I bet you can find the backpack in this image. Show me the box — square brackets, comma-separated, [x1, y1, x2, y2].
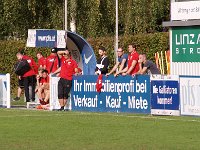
[14, 59, 31, 76]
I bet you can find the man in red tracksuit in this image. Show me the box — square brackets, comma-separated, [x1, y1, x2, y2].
[16, 51, 38, 102]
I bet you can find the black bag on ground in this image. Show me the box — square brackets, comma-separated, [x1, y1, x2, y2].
[14, 59, 31, 76]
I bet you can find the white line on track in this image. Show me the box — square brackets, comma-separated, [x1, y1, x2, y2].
[0, 110, 200, 123]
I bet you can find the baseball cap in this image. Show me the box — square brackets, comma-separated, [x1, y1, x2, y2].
[51, 48, 57, 53]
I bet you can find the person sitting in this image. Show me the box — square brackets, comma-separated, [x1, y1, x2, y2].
[138, 54, 160, 75]
[36, 69, 50, 105]
[106, 47, 128, 77]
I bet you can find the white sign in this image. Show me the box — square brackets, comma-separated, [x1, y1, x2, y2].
[26, 29, 36, 47]
[57, 30, 66, 48]
[180, 76, 200, 116]
[171, 1, 200, 20]
[0, 74, 10, 108]
[49, 76, 71, 110]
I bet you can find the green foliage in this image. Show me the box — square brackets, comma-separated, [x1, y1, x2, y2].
[0, 0, 170, 39]
[0, 40, 51, 93]
[88, 32, 169, 70]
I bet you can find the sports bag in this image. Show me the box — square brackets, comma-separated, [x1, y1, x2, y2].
[14, 59, 31, 76]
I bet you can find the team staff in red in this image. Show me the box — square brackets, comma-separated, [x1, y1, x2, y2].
[54, 49, 78, 111]
[36, 52, 46, 69]
[116, 44, 139, 76]
[16, 51, 38, 102]
[46, 48, 59, 74]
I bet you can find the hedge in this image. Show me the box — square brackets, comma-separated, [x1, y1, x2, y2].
[0, 32, 169, 94]
[88, 32, 169, 69]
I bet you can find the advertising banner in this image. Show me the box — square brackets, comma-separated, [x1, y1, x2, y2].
[26, 29, 66, 48]
[172, 27, 200, 62]
[151, 75, 180, 116]
[0, 74, 10, 108]
[26, 29, 36, 47]
[171, 1, 200, 21]
[71, 75, 151, 114]
[180, 76, 200, 116]
[57, 30, 67, 48]
[36, 30, 57, 48]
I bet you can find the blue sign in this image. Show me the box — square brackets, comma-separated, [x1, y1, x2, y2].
[71, 75, 151, 114]
[151, 80, 179, 110]
[36, 30, 57, 47]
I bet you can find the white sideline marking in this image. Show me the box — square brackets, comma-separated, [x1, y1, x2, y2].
[0, 111, 200, 123]
[78, 112, 200, 123]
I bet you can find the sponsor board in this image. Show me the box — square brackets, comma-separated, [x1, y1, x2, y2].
[172, 27, 200, 62]
[180, 76, 200, 116]
[151, 75, 180, 116]
[0, 74, 10, 108]
[71, 75, 150, 114]
[57, 30, 66, 48]
[26, 29, 36, 47]
[171, 1, 200, 21]
[26, 29, 66, 48]
[36, 30, 57, 48]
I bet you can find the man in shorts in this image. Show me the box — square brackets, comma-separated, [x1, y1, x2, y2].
[54, 49, 78, 111]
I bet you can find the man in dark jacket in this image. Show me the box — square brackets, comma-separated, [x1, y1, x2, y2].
[16, 51, 38, 102]
[95, 46, 109, 75]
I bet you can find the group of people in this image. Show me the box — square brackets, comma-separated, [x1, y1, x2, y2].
[14, 44, 160, 111]
[14, 48, 79, 111]
[95, 44, 160, 76]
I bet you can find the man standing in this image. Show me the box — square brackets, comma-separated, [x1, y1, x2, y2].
[54, 49, 78, 111]
[46, 48, 59, 74]
[116, 44, 139, 76]
[36, 52, 46, 69]
[95, 46, 109, 75]
[16, 51, 37, 102]
[138, 54, 160, 75]
[106, 47, 128, 77]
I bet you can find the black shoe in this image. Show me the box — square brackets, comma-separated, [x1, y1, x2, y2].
[13, 97, 20, 101]
[57, 107, 64, 111]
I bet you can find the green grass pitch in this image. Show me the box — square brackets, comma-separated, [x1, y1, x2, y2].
[0, 108, 200, 150]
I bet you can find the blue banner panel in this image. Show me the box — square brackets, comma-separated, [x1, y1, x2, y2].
[71, 75, 150, 114]
[36, 30, 57, 48]
[151, 80, 179, 110]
